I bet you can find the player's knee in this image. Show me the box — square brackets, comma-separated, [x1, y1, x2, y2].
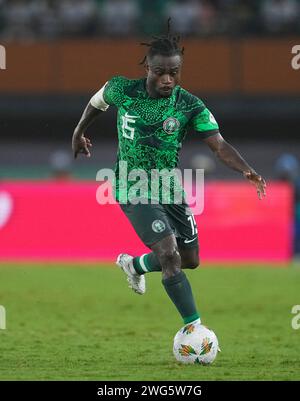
[186, 256, 200, 269]
[183, 255, 199, 269]
[188, 260, 199, 270]
[156, 248, 181, 277]
[159, 248, 181, 267]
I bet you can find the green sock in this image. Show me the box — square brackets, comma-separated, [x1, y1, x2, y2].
[162, 271, 200, 324]
[133, 253, 162, 274]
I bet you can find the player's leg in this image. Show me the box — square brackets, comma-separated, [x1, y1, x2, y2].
[178, 245, 199, 269]
[116, 201, 174, 294]
[151, 234, 201, 325]
[132, 246, 199, 274]
[132, 201, 200, 273]
[116, 201, 200, 324]
[167, 200, 200, 270]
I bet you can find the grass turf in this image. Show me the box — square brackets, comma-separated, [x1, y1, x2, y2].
[0, 263, 300, 381]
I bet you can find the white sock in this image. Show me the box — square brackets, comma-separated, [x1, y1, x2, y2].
[187, 318, 201, 326]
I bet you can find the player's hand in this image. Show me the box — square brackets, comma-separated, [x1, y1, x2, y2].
[72, 135, 92, 159]
[243, 171, 266, 200]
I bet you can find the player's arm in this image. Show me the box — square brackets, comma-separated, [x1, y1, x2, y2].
[72, 83, 110, 159]
[203, 133, 266, 200]
[191, 107, 266, 199]
[72, 103, 101, 158]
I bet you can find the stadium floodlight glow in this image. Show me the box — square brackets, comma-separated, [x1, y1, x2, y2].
[0, 45, 6, 70]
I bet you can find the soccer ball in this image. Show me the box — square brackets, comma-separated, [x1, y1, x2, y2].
[173, 323, 219, 365]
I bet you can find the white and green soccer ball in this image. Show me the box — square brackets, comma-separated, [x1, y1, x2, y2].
[173, 323, 219, 365]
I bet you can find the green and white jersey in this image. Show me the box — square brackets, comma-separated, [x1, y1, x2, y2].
[91, 76, 219, 203]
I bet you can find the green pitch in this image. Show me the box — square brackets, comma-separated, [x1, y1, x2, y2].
[0, 263, 300, 381]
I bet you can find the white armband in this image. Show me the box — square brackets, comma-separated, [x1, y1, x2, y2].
[90, 82, 109, 111]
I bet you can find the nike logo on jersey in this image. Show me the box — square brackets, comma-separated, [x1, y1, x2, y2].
[184, 237, 197, 244]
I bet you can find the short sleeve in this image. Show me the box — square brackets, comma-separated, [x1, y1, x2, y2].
[190, 107, 220, 139]
[103, 76, 127, 107]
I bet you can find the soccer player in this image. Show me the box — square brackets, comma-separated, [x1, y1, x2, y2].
[72, 26, 266, 328]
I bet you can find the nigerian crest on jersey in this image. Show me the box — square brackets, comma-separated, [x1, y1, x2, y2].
[163, 117, 180, 134]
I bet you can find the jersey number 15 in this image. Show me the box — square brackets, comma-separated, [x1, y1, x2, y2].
[121, 112, 138, 140]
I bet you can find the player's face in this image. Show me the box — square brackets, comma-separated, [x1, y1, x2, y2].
[146, 54, 182, 98]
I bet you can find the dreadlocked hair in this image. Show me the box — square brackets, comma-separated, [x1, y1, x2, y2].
[139, 18, 184, 65]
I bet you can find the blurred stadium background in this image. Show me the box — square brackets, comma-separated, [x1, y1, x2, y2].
[1, 0, 300, 262]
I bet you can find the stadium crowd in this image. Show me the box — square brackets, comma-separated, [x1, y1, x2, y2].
[0, 0, 299, 40]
